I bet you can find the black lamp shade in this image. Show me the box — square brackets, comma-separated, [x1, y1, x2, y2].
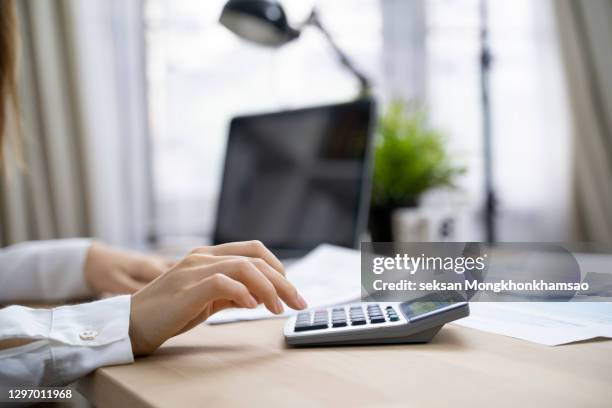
[220, 0, 300, 47]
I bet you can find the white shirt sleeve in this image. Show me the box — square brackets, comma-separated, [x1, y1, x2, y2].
[0, 239, 95, 302]
[0, 295, 134, 390]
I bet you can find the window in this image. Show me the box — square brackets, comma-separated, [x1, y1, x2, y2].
[426, 0, 571, 241]
[144, 0, 571, 244]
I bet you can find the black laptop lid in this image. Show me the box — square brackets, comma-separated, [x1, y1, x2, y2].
[213, 98, 375, 252]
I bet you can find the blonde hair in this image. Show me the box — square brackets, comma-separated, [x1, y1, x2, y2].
[0, 0, 20, 166]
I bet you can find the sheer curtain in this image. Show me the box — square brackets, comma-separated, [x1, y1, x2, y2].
[555, 0, 612, 242]
[0, 0, 89, 246]
[0, 0, 150, 249]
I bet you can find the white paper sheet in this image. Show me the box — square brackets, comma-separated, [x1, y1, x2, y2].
[207, 244, 361, 324]
[453, 302, 612, 345]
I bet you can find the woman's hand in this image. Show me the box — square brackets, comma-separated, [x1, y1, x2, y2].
[84, 242, 174, 295]
[128, 241, 307, 356]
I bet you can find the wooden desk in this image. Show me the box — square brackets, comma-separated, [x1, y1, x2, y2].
[78, 319, 612, 408]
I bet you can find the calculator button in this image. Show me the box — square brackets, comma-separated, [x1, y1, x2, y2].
[370, 317, 386, 324]
[351, 320, 366, 326]
[332, 321, 347, 328]
[389, 315, 399, 322]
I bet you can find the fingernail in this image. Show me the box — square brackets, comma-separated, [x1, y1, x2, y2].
[296, 294, 308, 309]
[274, 299, 284, 314]
[247, 296, 258, 308]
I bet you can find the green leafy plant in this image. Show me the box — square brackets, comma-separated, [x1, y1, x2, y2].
[372, 101, 464, 207]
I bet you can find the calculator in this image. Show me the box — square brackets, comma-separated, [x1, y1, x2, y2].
[284, 293, 469, 346]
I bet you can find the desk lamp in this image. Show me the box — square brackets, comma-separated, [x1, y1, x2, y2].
[219, 0, 371, 97]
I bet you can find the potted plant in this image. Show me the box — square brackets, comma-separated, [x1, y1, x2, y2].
[369, 101, 464, 241]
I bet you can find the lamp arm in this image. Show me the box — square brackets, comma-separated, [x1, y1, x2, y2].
[305, 9, 371, 96]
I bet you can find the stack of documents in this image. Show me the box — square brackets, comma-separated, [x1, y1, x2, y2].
[453, 302, 612, 346]
[207, 244, 361, 324]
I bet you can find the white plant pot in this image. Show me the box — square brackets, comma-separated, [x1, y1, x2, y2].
[392, 206, 458, 242]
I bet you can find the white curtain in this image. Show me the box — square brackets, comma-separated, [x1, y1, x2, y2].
[0, 0, 151, 249]
[555, 0, 612, 242]
[0, 0, 89, 245]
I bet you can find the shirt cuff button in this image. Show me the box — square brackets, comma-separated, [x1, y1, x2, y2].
[79, 330, 99, 341]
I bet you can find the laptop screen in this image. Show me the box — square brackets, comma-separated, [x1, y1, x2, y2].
[213, 99, 375, 251]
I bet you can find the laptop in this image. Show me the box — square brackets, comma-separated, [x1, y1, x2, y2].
[213, 98, 376, 259]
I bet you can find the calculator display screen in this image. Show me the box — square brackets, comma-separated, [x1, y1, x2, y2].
[401, 292, 464, 319]
[405, 301, 441, 317]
